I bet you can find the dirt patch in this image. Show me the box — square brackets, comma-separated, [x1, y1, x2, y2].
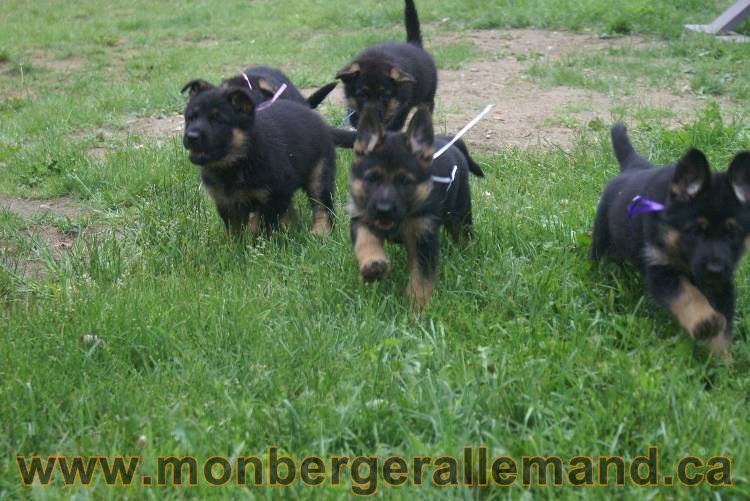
[30, 51, 85, 72]
[433, 28, 661, 60]
[0, 195, 85, 219]
[126, 115, 184, 139]
[434, 61, 720, 150]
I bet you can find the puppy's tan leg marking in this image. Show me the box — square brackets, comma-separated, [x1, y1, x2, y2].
[355, 225, 389, 282]
[307, 160, 332, 237]
[707, 332, 732, 361]
[311, 208, 331, 237]
[405, 264, 433, 308]
[279, 207, 300, 228]
[668, 278, 726, 340]
[404, 227, 434, 308]
[247, 213, 261, 235]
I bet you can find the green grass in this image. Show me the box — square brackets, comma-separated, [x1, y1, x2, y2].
[2, 0, 750, 498]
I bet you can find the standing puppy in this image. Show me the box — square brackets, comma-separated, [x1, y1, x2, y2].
[348, 106, 484, 307]
[220, 66, 337, 109]
[336, 0, 437, 131]
[181, 79, 336, 237]
[591, 123, 750, 357]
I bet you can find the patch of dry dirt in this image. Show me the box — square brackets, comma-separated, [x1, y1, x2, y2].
[0, 195, 85, 219]
[0, 195, 89, 278]
[30, 51, 85, 72]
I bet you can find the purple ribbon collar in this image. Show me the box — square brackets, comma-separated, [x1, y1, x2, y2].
[627, 196, 665, 220]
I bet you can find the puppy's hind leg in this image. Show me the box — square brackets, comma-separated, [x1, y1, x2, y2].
[306, 154, 336, 237]
[589, 201, 610, 260]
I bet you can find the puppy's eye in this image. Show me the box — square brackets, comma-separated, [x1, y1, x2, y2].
[725, 220, 740, 236]
[364, 171, 381, 183]
[394, 174, 413, 186]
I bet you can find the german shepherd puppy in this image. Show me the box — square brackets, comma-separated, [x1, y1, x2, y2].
[181, 79, 336, 237]
[591, 123, 750, 358]
[348, 105, 484, 307]
[336, 0, 437, 131]
[219, 66, 337, 109]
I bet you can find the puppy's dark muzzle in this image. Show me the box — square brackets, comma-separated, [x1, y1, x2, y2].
[184, 129, 210, 164]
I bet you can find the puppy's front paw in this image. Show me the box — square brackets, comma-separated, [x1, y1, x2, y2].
[360, 259, 389, 282]
[692, 313, 727, 341]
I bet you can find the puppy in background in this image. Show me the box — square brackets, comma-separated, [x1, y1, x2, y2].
[591, 123, 750, 358]
[348, 105, 484, 307]
[219, 66, 337, 109]
[336, 0, 437, 131]
[181, 79, 336, 237]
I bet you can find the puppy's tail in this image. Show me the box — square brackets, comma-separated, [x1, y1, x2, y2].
[405, 0, 423, 47]
[307, 82, 338, 109]
[330, 128, 356, 149]
[453, 138, 485, 178]
[611, 123, 645, 172]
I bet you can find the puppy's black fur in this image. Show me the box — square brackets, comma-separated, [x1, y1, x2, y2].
[336, 0, 437, 131]
[348, 105, 484, 307]
[591, 123, 750, 357]
[184, 66, 337, 110]
[181, 80, 336, 237]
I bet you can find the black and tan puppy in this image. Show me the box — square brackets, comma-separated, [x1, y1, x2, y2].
[348, 106, 484, 307]
[336, 0, 437, 131]
[591, 123, 750, 358]
[219, 65, 337, 109]
[181, 79, 336, 237]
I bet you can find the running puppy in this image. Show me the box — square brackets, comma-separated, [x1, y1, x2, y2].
[590, 123, 750, 358]
[181, 79, 336, 237]
[336, 0, 437, 131]
[348, 106, 484, 307]
[219, 65, 337, 109]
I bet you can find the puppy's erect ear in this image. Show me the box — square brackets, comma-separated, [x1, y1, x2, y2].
[729, 151, 750, 203]
[671, 148, 711, 201]
[336, 62, 361, 81]
[225, 88, 255, 114]
[181, 79, 214, 99]
[389, 67, 416, 83]
[354, 106, 384, 157]
[256, 78, 277, 97]
[406, 107, 434, 169]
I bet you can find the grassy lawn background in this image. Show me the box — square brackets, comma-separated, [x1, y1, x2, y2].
[1, 0, 750, 498]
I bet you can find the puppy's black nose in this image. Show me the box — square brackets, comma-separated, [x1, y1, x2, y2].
[375, 201, 394, 218]
[184, 130, 204, 148]
[705, 261, 728, 277]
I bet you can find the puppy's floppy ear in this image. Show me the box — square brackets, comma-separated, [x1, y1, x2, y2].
[671, 148, 711, 201]
[729, 151, 750, 203]
[256, 78, 277, 97]
[406, 107, 434, 169]
[225, 87, 255, 114]
[181, 79, 214, 99]
[354, 105, 384, 157]
[389, 67, 416, 83]
[336, 62, 360, 81]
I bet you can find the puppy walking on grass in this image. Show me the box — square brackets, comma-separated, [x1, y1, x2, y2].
[348, 105, 484, 307]
[181, 78, 336, 237]
[590, 124, 750, 358]
[336, 0, 437, 131]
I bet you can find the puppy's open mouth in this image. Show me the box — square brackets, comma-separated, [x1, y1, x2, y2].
[373, 219, 396, 232]
[188, 149, 209, 163]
